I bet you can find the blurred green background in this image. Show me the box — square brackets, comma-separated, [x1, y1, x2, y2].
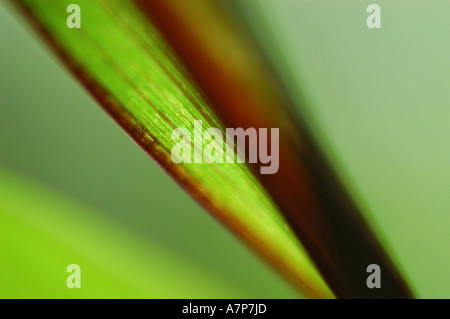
[247, 0, 450, 298]
[1, 0, 449, 298]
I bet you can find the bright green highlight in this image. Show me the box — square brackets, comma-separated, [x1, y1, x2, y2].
[0, 166, 278, 298]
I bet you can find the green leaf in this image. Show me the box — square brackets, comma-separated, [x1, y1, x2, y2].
[11, 0, 333, 298]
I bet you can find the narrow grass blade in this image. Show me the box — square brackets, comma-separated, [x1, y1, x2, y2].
[10, 0, 333, 298]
